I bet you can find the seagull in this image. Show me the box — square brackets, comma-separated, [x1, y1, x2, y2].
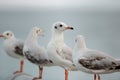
[72, 35, 120, 80]
[0, 31, 24, 74]
[47, 22, 77, 80]
[23, 27, 54, 80]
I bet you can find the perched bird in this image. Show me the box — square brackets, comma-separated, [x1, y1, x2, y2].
[23, 27, 54, 80]
[47, 22, 77, 80]
[72, 35, 120, 80]
[0, 31, 24, 74]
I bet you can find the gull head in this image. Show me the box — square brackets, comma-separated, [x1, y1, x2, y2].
[75, 35, 84, 43]
[0, 31, 15, 39]
[75, 35, 86, 49]
[31, 27, 44, 37]
[52, 22, 74, 33]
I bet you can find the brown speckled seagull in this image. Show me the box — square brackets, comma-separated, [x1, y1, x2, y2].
[23, 27, 54, 80]
[73, 35, 120, 80]
[0, 31, 24, 74]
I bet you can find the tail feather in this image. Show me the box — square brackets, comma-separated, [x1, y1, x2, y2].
[114, 59, 120, 71]
[115, 65, 120, 70]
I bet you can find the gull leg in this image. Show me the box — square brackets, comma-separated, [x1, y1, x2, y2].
[94, 74, 96, 80]
[65, 69, 69, 80]
[14, 60, 24, 74]
[39, 66, 43, 79]
[98, 74, 100, 80]
[33, 66, 43, 80]
[20, 60, 24, 72]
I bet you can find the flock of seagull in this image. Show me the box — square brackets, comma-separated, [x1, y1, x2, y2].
[0, 21, 120, 80]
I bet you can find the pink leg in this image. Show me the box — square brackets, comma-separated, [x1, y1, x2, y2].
[33, 66, 43, 80]
[94, 74, 96, 80]
[98, 74, 100, 80]
[14, 60, 24, 74]
[65, 69, 69, 80]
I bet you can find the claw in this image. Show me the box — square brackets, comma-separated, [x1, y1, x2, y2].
[32, 77, 41, 80]
[13, 70, 22, 74]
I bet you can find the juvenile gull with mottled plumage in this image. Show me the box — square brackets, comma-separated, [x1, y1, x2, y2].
[72, 35, 120, 80]
[23, 27, 54, 80]
[0, 31, 24, 74]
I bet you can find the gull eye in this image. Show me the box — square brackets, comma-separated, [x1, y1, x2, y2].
[6, 33, 9, 36]
[54, 26, 57, 29]
[59, 24, 63, 27]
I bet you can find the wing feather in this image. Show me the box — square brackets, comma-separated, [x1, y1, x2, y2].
[79, 50, 119, 70]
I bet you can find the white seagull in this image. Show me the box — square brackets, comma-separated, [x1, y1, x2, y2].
[72, 35, 120, 80]
[23, 27, 54, 80]
[0, 31, 24, 74]
[47, 22, 77, 80]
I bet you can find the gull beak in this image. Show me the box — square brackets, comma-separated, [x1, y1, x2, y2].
[66, 26, 74, 30]
[0, 34, 4, 37]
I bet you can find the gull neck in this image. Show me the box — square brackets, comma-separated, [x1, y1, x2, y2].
[51, 30, 64, 43]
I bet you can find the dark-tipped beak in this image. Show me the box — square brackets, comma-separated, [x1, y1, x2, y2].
[66, 26, 74, 30]
[0, 34, 4, 37]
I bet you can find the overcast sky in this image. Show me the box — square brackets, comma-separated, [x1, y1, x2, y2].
[0, 0, 120, 11]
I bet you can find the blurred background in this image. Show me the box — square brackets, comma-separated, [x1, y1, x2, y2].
[0, 0, 120, 80]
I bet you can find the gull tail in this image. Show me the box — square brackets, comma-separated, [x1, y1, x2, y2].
[115, 65, 120, 70]
[113, 59, 120, 71]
